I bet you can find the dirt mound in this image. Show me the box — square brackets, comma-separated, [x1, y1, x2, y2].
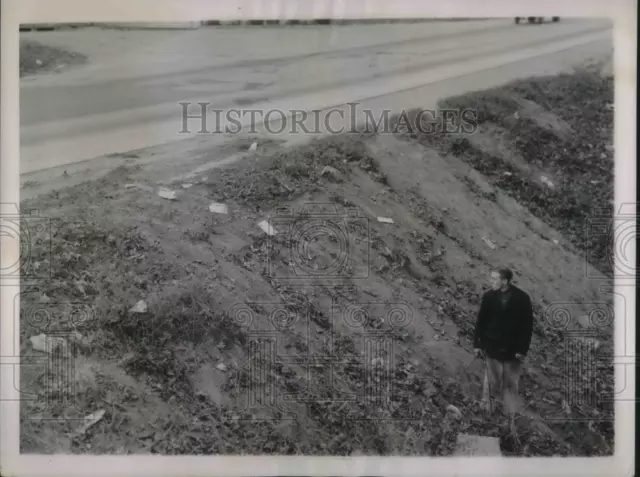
[20, 71, 614, 457]
[20, 39, 87, 77]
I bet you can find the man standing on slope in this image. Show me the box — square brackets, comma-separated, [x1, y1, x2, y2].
[473, 268, 534, 416]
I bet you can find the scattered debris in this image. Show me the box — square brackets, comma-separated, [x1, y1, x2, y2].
[446, 404, 463, 420]
[249, 141, 258, 151]
[157, 188, 177, 200]
[481, 236, 497, 250]
[513, 111, 520, 119]
[29, 334, 50, 353]
[70, 331, 90, 352]
[257, 220, 277, 236]
[129, 300, 148, 314]
[77, 409, 106, 435]
[577, 315, 594, 329]
[181, 183, 194, 189]
[605, 103, 614, 110]
[540, 176, 555, 188]
[18, 71, 614, 457]
[321, 165, 341, 180]
[209, 202, 229, 215]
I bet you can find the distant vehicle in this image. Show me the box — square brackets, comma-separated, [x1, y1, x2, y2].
[514, 17, 560, 24]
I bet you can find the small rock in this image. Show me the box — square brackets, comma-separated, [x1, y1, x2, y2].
[181, 183, 194, 189]
[216, 363, 228, 372]
[258, 220, 277, 236]
[129, 300, 148, 314]
[124, 184, 137, 189]
[513, 111, 520, 119]
[209, 202, 229, 215]
[503, 171, 513, 176]
[157, 188, 177, 200]
[552, 239, 559, 245]
[39, 294, 51, 303]
[377, 217, 394, 224]
[35, 59, 42, 66]
[248, 141, 258, 151]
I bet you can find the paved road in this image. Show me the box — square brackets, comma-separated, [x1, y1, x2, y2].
[20, 19, 612, 174]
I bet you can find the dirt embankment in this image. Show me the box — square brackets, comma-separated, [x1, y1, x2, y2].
[20, 70, 614, 457]
[20, 39, 87, 77]
[406, 67, 614, 276]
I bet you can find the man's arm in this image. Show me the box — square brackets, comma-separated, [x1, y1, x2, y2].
[515, 293, 534, 356]
[473, 293, 489, 350]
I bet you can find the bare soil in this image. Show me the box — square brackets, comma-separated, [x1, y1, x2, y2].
[20, 70, 614, 457]
[20, 39, 87, 77]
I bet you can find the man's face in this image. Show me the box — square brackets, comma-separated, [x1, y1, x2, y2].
[490, 271, 503, 291]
